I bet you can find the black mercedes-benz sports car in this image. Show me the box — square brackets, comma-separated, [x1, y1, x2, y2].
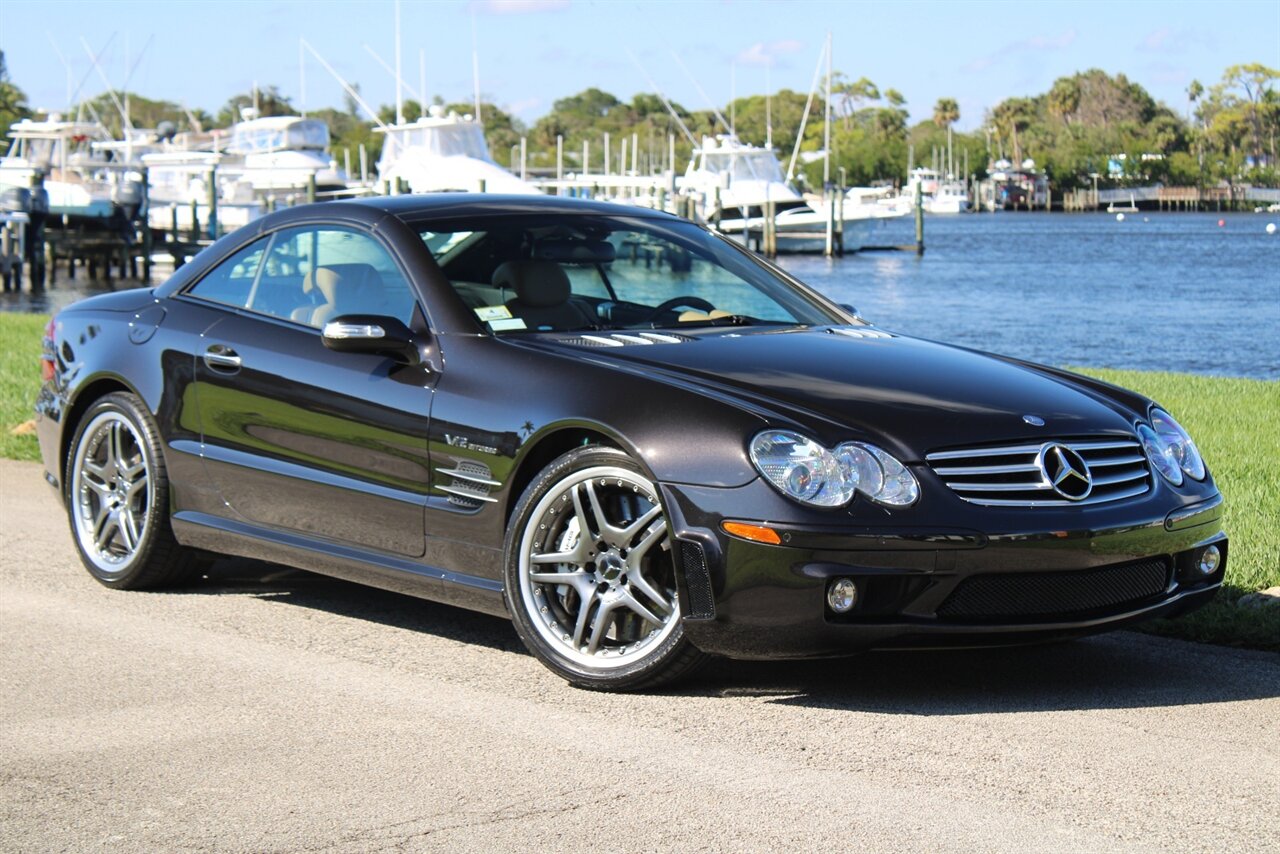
[35, 195, 1226, 690]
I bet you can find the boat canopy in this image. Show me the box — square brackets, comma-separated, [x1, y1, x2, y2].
[697, 148, 786, 184]
[380, 120, 492, 162]
[228, 119, 329, 154]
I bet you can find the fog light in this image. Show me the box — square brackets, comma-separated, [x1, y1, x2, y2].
[1197, 545, 1221, 575]
[827, 578, 858, 613]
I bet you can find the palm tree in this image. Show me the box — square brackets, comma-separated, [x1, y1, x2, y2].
[932, 97, 959, 129]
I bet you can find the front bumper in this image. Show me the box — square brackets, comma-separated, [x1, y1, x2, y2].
[660, 480, 1226, 660]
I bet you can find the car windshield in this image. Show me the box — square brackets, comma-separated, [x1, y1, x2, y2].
[413, 214, 838, 334]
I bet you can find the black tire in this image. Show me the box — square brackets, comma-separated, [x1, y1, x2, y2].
[64, 391, 207, 590]
[503, 446, 709, 691]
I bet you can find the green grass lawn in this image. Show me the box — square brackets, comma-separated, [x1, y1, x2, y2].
[0, 313, 46, 463]
[1, 312, 1275, 648]
[1075, 368, 1279, 650]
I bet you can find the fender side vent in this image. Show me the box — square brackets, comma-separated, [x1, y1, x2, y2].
[436, 459, 500, 508]
[677, 540, 716, 619]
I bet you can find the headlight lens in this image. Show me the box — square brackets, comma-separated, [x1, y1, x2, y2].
[864, 444, 920, 506]
[1150, 409, 1206, 480]
[1138, 424, 1182, 486]
[750, 431, 918, 508]
[749, 431, 854, 507]
[1139, 409, 1205, 486]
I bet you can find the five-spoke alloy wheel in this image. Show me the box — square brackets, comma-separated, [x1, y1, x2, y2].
[65, 392, 205, 589]
[505, 446, 707, 690]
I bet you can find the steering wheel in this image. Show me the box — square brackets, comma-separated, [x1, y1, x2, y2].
[643, 295, 716, 323]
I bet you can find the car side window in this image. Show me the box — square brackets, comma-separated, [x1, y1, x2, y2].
[185, 238, 269, 308]
[238, 226, 419, 328]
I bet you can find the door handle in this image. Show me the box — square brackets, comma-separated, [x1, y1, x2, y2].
[203, 345, 242, 371]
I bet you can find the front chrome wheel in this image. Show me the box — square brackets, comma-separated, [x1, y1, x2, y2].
[506, 446, 708, 690]
[69, 410, 154, 575]
[519, 465, 680, 669]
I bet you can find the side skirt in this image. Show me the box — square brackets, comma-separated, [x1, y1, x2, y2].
[171, 510, 509, 618]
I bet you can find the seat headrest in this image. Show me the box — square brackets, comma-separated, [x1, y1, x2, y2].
[492, 260, 571, 308]
[302, 263, 379, 301]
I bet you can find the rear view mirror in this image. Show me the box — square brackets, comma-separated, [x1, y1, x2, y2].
[322, 314, 422, 365]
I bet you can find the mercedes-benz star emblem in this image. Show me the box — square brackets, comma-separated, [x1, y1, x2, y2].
[1039, 443, 1092, 500]
[1022, 414, 1046, 426]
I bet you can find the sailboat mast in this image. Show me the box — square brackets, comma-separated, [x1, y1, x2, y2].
[765, 64, 772, 148]
[299, 37, 306, 117]
[394, 0, 404, 124]
[471, 12, 482, 122]
[730, 62, 736, 137]
[823, 31, 832, 189]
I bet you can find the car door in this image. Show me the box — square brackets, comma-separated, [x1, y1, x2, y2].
[183, 222, 434, 558]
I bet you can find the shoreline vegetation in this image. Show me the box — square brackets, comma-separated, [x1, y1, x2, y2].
[2, 53, 1277, 197]
[0, 313, 1274, 650]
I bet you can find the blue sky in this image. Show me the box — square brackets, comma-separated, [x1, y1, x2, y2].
[3, 0, 1278, 131]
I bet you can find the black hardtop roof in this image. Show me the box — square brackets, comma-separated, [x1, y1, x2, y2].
[347, 192, 680, 221]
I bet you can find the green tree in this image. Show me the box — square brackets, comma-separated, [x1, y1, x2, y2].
[216, 85, 296, 127]
[0, 51, 31, 141]
[83, 91, 190, 137]
[830, 74, 878, 128]
[932, 97, 959, 129]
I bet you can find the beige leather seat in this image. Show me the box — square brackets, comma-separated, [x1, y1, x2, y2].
[494, 260, 596, 331]
[291, 263, 383, 327]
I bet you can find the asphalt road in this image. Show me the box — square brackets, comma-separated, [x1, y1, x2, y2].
[2, 458, 1277, 853]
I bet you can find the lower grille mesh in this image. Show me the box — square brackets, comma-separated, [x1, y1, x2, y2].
[937, 558, 1170, 621]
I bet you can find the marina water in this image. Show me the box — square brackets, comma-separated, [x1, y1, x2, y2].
[780, 212, 1278, 380]
[3, 211, 1276, 380]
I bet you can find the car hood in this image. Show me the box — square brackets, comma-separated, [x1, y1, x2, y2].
[543, 327, 1140, 459]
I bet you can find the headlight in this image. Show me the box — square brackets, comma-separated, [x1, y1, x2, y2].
[749, 431, 918, 508]
[1138, 408, 1205, 486]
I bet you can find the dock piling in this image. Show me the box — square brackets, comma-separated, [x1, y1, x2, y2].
[915, 185, 925, 255]
[140, 167, 152, 283]
[205, 168, 218, 239]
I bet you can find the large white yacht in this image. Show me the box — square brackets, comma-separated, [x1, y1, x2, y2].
[374, 106, 537, 195]
[0, 116, 142, 227]
[222, 114, 348, 193]
[682, 136, 892, 251]
[680, 135, 804, 217]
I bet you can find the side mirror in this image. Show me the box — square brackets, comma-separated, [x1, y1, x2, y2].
[322, 314, 423, 366]
[838, 303, 863, 320]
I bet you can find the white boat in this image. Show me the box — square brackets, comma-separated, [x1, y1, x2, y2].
[0, 116, 141, 227]
[882, 167, 970, 215]
[375, 106, 537, 195]
[222, 114, 348, 194]
[94, 128, 263, 235]
[684, 136, 902, 252]
[1106, 193, 1139, 214]
[680, 135, 803, 216]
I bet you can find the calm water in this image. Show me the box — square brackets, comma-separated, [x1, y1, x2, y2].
[777, 212, 1279, 379]
[3, 211, 1277, 378]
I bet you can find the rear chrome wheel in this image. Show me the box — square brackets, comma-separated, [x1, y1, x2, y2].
[64, 392, 206, 589]
[505, 446, 708, 690]
[70, 411, 153, 574]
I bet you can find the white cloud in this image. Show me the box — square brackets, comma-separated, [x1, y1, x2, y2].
[734, 39, 804, 67]
[963, 29, 1077, 73]
[471, 0, 570, 15]
[507, 96, 543, 117]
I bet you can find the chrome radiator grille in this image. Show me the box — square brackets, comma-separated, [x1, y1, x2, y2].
[925, 438, 1151, 507]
